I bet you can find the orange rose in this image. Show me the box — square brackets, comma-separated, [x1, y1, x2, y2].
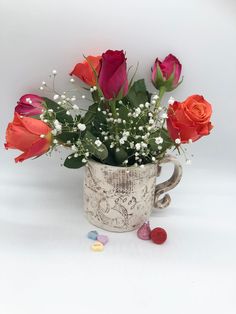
[5, 113, 52, 162]
[70, 55, 101, 86]
[167, 95, 213, 143]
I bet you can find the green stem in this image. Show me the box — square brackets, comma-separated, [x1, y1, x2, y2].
[109, 100, 118, 139]
[110, 100, 117, 118]
[154, 86, 166, 118]
[159, 86, 166, 102]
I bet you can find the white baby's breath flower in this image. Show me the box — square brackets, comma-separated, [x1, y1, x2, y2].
[188, 139, 193, 144]
[51, 129, 57, 136]
[72, 104, 79, 110]
[135, 107, 141, 115]
[175, 138, 181, 144]
[155, 137, 163, 145]
[168, 96, 175, 105]
[161, 113, 168, 119]
[135, 143, 141, 151]
[186, 159, 192, 165]
[77, 123, 86, 131]
[71, 145, 78, 152]
[95, 139, 102, 147]
[53, 94, 59, 100]
[141, 142, 147, 148]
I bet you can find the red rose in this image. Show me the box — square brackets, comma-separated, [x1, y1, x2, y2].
[15, 94, 44, 117]
[5, 113, 52, 162]
[167, 95, 213, 143]
[70, 55, 101, 86]
[98, 50, 128, 100]
[152, 54, 182, 91]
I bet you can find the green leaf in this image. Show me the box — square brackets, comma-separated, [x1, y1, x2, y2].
[82, 103, 98, 124]
[152, 65, 165, 90]
[43, 97, 73, 124]
[149, 128, 174, 152]
[114, 147, 128, 165]
[83, 131, 108, 161]
[64, 154, 85, 169]
[56, 132, 79, 143]
[126, 79, 150, 107]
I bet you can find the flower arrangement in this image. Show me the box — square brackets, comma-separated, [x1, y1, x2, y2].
[5, 50, 213, 168]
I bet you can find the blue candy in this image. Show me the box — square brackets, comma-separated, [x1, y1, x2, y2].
[87, 230, 98, 240]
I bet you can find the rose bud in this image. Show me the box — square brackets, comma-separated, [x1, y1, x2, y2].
[70, 55, 101, 86]
[152, 54, 182, 91]
[98, 49, 128, 100]
[15, 94, 44, 117]
[5, 113, 52, 162]
[167, 95, 213, 144]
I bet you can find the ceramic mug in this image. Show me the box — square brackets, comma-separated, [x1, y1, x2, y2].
[84, 155, 182, 232]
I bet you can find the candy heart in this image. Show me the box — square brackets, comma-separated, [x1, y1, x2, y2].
[137, 221, 151, 240]
[97, 234, 109, 245]
[91, 241, 104, 252]
[87, 230, 98, 240]
[150, 227, 167, 244]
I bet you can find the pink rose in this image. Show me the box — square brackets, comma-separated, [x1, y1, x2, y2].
[15, 94, 44, 117]
[152, 54, 182, 91]
[98, 50, 128, 100]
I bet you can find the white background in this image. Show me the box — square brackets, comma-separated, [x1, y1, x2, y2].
[0, 0, 236, 313]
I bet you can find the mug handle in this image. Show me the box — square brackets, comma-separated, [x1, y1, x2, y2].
[154, 155, 183, 209]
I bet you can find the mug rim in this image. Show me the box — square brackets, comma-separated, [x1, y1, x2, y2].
[87, 158, 160, 171]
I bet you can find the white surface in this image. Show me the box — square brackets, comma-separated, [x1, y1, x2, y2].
[0, 165, 235, 314]
[0, 0, 236, 313]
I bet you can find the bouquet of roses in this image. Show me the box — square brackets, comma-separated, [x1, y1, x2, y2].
[5, 50, 213, 168]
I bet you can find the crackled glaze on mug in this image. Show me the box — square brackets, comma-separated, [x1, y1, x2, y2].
[84, 156, 182, 232]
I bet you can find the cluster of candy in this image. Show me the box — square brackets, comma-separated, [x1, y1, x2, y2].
[137, 221, 167, 244]
[87, 230, 109, 252]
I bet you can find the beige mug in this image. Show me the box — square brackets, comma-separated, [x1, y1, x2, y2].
[84, 155, 182, 232]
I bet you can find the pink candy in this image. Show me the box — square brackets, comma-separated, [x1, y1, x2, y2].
[137, 221, 151, 240]
[97, 234, 109, 245]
